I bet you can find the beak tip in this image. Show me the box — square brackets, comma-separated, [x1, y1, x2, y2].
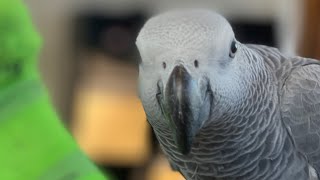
[166, 64, 195, 156]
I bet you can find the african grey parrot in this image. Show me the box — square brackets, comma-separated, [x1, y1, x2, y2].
[136, 9, 320, 180]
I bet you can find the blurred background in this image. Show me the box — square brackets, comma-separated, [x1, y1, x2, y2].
[23, 0, 320, 179]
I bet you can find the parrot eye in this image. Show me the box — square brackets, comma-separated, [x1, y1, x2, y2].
[194, 60, 199, 68]
[162, 62, 166, 69]
[229, 40, 238, 58]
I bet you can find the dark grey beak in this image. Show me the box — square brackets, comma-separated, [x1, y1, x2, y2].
[165, 65, 197, 155]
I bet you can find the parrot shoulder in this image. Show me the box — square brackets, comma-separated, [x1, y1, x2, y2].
[280, 56, 320, 175]
[247, 44, 320, 174]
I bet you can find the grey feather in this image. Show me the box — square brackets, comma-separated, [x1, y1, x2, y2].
[251, 44, 320, 178]
[281, 59, 320, 173]
[136, 9, 320, 180]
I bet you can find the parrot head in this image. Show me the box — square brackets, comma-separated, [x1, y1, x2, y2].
[0, 0, 42, 88]
[136, 9, 253, 155]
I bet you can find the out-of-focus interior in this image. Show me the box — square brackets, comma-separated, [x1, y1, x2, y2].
[23, 0, 320, 179]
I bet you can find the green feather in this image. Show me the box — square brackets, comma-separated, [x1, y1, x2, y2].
[0, 0, 112, 179]
[0, 0, 41, 87]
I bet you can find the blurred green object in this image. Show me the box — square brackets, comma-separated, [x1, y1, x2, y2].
[0, 0, 112, 179]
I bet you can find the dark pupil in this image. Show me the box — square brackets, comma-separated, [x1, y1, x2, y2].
[231, 41, 237, 53]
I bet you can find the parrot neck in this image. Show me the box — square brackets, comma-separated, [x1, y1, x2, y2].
[157, 109, 312, 180]
[191, 70, 311, 179]
[156, 89, 312, 180]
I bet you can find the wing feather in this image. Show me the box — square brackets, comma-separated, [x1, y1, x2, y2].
[248, 44, 320, 173]
[281, 62, 320, 173]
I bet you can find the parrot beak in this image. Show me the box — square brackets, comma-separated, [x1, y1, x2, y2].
[163, 65, 212, 155]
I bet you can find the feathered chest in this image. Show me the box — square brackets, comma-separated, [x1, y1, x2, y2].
[150, 85, 310, 180]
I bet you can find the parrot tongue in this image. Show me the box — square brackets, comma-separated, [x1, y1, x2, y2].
[165, 65, 196, 155]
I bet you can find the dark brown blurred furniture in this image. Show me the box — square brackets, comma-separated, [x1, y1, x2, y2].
[299, 0, 320, 59]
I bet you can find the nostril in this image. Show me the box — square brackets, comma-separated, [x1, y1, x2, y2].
[194, 60, 199, 68]
[162, 62, 166, 69]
